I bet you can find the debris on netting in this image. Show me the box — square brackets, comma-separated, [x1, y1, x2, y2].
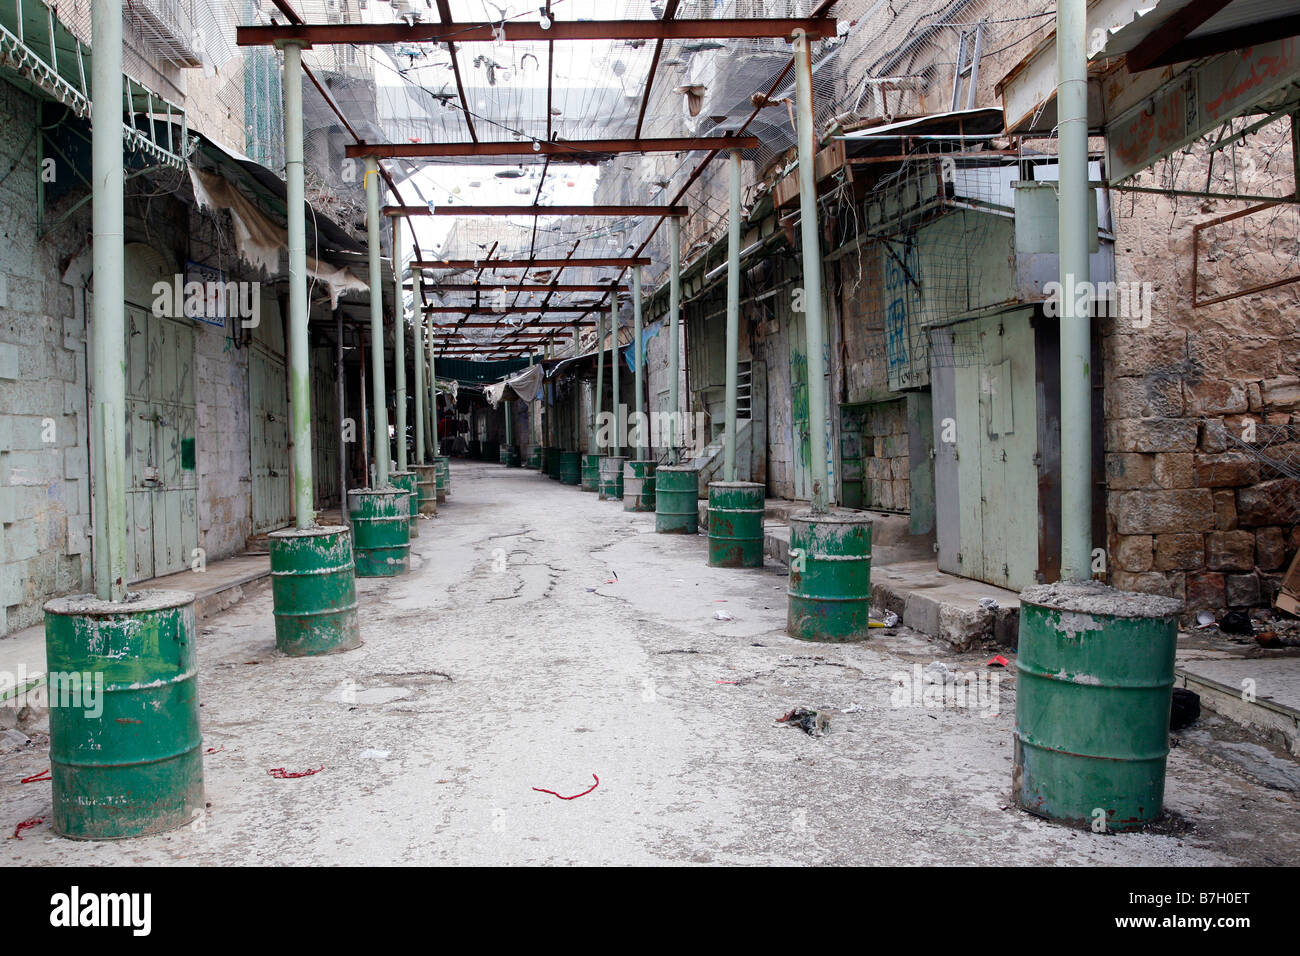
[777, 707, 831, 737]
[1170, 689, 1201, 731]
[533, 773, 599, 800]
[268, 766, 324, 779]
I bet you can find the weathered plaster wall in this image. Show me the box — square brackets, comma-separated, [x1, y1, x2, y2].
[0, 81, 92, 634]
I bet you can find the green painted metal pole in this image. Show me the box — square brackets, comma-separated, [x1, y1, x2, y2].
[669, 217, 682, 464]
[427, 326, 439, 457]
[505, 398, 513, 446]
[90, 0, 127, 601]
[365, 157, 391, 484]
[632, 265, 645, 460]
[611, 297, 621, 457]
[413, 282, 425, 465]
[283, 42, 314, 530]
[1058, 0, 1092, 581]
[723, 149, 742, 483]
[794, 31, 830, 515]
[392, 218, 407, 473]
[593, 307, 604, 454]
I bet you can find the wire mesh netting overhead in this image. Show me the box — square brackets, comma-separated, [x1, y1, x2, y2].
[72, 0, 1059, 355]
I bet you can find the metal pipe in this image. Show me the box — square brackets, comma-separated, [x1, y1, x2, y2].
[669, 217, 682, 463]
[1058, 0, 1092, 580]
[632, 264, 645, 460]
[611, 297, 621, 457]
[365, 156, 391, 484]
[426, 322, 439, 458]
[393, 217, 407, 472]
[283, 42, 315, 530]
[723, 149, 742, 482]
[91, 0, 127, 601]
[594, 306, 605, 453]
[336, 307, 348, 526]
[505, 398, 513, 447]
[414, 266, 425, 465]
[794, 32, 830, 513]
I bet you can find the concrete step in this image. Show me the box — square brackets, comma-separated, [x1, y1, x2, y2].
[1175, 654, 1300, 757]
[761, 520, 1019, 650]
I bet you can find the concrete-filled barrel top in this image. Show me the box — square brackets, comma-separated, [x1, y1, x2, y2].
[1020, 581, 1183, 620]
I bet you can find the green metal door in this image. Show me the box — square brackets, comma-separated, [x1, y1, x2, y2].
[311, 346, 340, 507]
[953, 310, 1039, 590]
[250, 341, 291, 534]
[124, 305, 199, 582]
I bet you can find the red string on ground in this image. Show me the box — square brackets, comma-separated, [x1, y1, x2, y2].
[13, 815, 44, 839]
[205, 745, 225, 755]
[268, 766, 323, 779]
[20, 769, 50, 784]
[533, 773, 599, 800]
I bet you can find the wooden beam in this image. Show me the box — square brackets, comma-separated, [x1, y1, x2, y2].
[425, 306, 596, 314]
[386, 204, 687, 218]
[237, 18, 838, 46]
[1129, 15, 1300, 71]
[424, 283, 626, 293]
[1125, 0, 1234, 73]
[413, 257, 650, 269]
[346, 136, 757, 160]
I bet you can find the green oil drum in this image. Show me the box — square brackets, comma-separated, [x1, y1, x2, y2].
[498, 445, 509, 465]
[707, 481, 764, 568]
[506, 446, 522, 468]
[623, 460, 656, 512]
[348, 488, 410, 577]
[268, 525, 361, 656]
[539, 447, 552, 476]
[414, 463, 438, 515]
[389, 470, 420, 538]
[598, 456, 627, 500]
[548, 448, 563, 481]
[1014, 581, 1183, 832]
[528, 447, 541, 469]
[43, 590, 204, 839]
[786, 512, 873, 642]
[581, 453, 600, 492]
[434, 455, 450, 502]
[655, 465, 699, 534]
[481, 441, 498, 463]
[559, 450, 582, 485]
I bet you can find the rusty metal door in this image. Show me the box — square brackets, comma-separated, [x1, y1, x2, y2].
[124, 305, 199, 581]
[249, 341, 291, 533]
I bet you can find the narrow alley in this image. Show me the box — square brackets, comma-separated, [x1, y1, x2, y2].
[3, 460, 1295, 867]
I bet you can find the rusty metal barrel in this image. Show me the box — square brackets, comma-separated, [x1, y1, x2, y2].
[43, 590, 204, 839]
[1013, 581, 1183, 832]
[581, 453, 600, 492]
[623, 460, 656, 511]
[348, 488, 410, 577]
[598, 456, 627, 500]
[434, 455, 450, 501]
[414, 463, 438, 515]
[559, 450, 582, 485]
[655, 465, 699, 533]
[786, 512, 873, 642]
[389, 470, 420, 538]
[707, 481, 764, 567]
[268, 525, 361, 656]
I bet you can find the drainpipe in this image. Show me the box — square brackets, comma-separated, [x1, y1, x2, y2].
[1058, 0, 1092, 580]
[392, 218, 407, 473]
[669, 218, 682, 463]
[336, 307, 347, 525]
[365, 156, 390, 485]
[611, 297, 621, 457]
[632, 264, 645, 460]
[794, 30, 830, 514]
[724, 149, 742, 482]
[91, 0, 127, 600]
[282, 41, 314, 530]
[593, 307, 604, 454]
